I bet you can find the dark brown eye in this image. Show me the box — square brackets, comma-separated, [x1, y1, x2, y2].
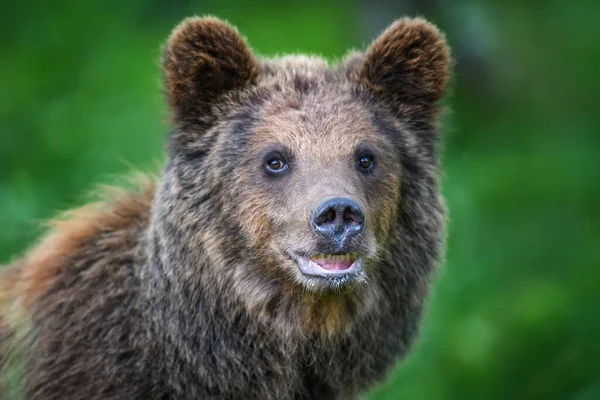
[266, 157, 288, 173]
[358, 155, 374, 170]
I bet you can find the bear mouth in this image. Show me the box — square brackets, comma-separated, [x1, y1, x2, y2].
[292, 253, 362, 278]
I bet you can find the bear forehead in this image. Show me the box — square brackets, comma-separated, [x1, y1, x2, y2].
[252, 98, 380, 160]
[249, 57, 384, 159]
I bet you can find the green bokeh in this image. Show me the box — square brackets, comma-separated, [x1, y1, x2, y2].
[1, 1, 599, 398]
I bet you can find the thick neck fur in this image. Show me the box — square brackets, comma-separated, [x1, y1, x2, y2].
[141, 166, 297, 398]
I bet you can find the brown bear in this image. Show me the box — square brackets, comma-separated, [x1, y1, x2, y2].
[0, 16, 452, 400]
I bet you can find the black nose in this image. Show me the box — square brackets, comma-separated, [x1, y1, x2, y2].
[312, 197, 365, 246]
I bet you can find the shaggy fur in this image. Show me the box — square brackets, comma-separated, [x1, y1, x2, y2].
[0, 16, 452, 399]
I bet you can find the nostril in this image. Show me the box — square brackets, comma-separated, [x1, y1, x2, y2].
[325, 208, 336, 225]
[314, 207, 336, 226]
[343, 207, 364, 226]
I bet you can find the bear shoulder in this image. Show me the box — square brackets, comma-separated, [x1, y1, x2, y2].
[1, 177, 158, 398]
[3, 177, 155, 310]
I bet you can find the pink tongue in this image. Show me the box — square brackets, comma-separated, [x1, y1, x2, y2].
[315, 259, 354, 271]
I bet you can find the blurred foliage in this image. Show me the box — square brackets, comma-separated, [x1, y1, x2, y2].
[1, 0, 599, 399]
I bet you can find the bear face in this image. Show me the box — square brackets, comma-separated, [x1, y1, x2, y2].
[242, 87, 398, 293]
[152, 16, 451, 337]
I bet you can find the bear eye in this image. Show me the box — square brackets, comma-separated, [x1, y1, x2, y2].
[265, 156, 288, 174]
[357, 154, 375, 171]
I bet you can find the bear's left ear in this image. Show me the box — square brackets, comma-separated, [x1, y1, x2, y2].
[350, 18, 451, 106]
[162, 16, 259, 119]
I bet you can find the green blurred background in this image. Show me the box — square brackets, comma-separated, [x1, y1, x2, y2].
[1, 0, 599, 398]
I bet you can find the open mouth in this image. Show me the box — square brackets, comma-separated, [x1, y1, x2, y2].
[294, 253, 362, 278]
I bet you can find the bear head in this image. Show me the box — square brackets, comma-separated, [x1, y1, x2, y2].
[149, 16, 451, 337]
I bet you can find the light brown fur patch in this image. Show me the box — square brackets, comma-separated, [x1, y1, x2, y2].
[6, 176, 155, 310]
[0, 265, 27, 347]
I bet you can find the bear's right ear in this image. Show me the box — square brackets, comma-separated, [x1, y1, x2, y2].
[162, 17, 259, 119]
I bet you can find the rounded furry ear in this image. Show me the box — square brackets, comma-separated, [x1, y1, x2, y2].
[352, 18, 451, 104]
[162, 17, 259, 118]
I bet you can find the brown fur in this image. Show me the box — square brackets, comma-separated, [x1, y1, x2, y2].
[163, 16, 259, 120]
[354, 17, 451, 104]
[1, 16, 452, 399]
[20, 178, 155, 309]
